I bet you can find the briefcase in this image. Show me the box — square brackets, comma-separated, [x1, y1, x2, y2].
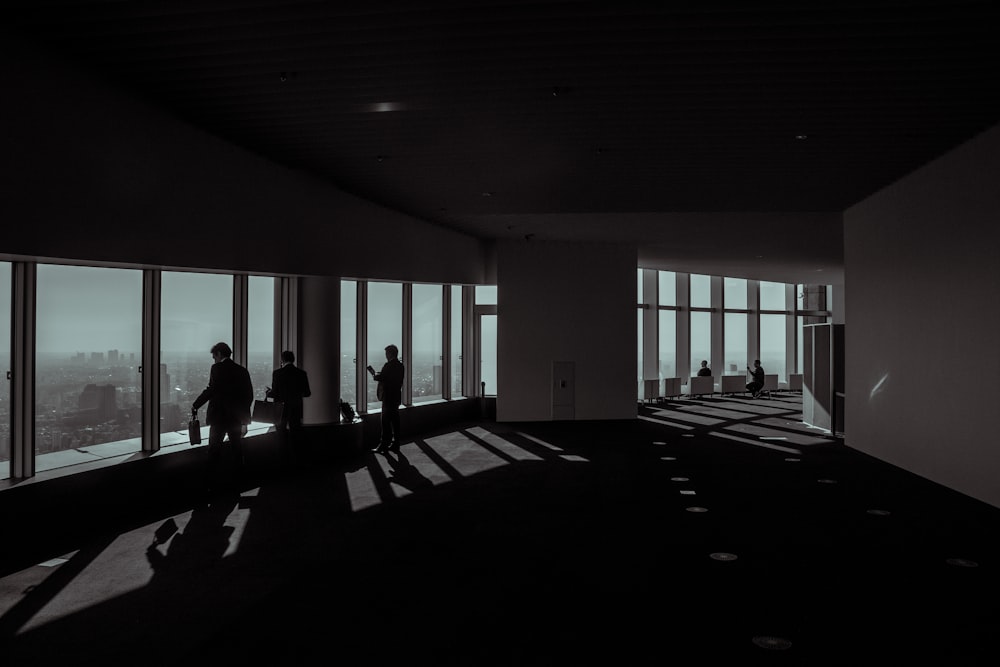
[188, 417, 202, 445]
[253, 398, 284, 424]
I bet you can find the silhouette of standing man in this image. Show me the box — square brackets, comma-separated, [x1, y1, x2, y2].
[367, 343, 405, 454]
[266, 350, 311, 463]
[192, 342, 254, 495]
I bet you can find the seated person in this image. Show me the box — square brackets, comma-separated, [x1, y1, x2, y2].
[696, 360, 712, 377]
[746, 359, 765, 397]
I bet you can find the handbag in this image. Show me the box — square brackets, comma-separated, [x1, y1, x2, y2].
[253, 398, 284, 424]
[188, 417, 202, 445]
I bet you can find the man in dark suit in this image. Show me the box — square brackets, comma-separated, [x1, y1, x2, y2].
[266, 349, 311, 462]
[367, 343, 405, 454]
[192, 341, 254, 494]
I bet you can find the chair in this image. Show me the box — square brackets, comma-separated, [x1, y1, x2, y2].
[759, 374, 779, 398]
[689, 375, 715, 397]
[642, 379, 660, 403]
[720, 375, 746, 396]
[663, 377, 682, 399]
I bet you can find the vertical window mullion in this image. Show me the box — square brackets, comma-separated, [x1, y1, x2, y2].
[141, 269, 161, 453]
[11, 262, 36, 479]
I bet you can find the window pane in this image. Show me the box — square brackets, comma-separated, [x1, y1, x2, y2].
[637, 269, 643, 304]
[475, 285, 497, 305]
[724, 277, 747, 309]
[690, 273, 711, 308]
[0, 263, 12, 478]
[480, 314, 497, 396]
[637, 309, 643, 399]
[412, 284, 443, 404]
[760, 314, 787, 382]
[658, 271, 676, 307]
[723, 313, 747, 376]
[450, 285, 463, 398]
[35, 264, 143, 471]
[690, 311, 711, 377]
[658, 310, 676, 380]
[797, 316, 805, 375]
[161, 272, 233, 446]
[248, 276, 275, 401]
[760, 281, 786, 310]
[367, 282, 402, 411]
[341, 281, 357, 407]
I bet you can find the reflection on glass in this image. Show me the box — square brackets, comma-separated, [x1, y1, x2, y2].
[35, 264, 143, 469]
[658, 271, 676, 307]
[690, 311, 710, 378]
[658, 310, 676, 380]
[723, 277, 747, 309]
[724, 313, 747, 375]
[160, 272, 233, 446]
[367, 282, 402, 410]
[481, 314, 497, 396]
[450, 285, 463, 398]
[341, 280, 357, 407]
[760, 281, 786, 310]
[248, 276, 275, 401]
[690, 274, 711, 308]
[475, 285, 497, 305]
[412, 284, 443, 404]
[0, 263, 12, 476]
[761, 314, 787, 381]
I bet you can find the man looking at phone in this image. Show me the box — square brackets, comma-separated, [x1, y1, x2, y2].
[367, 343, 405, 454]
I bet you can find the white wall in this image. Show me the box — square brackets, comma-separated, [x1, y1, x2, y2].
[496, 240, 637, 421]
[844, 122, 1000, 508]
[0, 38, 485, 286]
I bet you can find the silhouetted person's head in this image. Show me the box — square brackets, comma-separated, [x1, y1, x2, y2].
[700, 360, 708, 368]
[281, 350, 295, 364]
[210, 342, 233, 363]
[385, 344, 399, 361]
[753, 359, 761, 367]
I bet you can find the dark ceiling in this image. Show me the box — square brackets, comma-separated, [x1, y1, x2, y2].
[7, 1, 1000, 283]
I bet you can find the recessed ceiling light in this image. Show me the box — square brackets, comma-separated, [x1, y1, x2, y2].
[368, 102, 403, 113]
[482, 191, 493, 197]
[795, 134, 808, 140]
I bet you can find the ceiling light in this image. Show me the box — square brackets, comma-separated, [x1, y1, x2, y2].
[369, 102, 402, 113]
[795, 134, 808, 140]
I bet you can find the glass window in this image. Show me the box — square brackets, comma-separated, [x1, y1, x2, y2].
[35, 264, 143, 470]
[637, 269, 643, 304]
[760, 314, 787, 381]
[760, 281, 786, 311]
[412, 284, 443, 404]
[0, 262, 12, 478]
[450, 285, 463, 398]
[658, 271, 676, 307]
[797, 316, 805, 375]
[658, 310, 676, 380]
[797, 284, 805, 311]
[340, 281, 357, 407]
[724, 277, 747, 310]
[480, 314, 497, 396]
[475, 285, 497, 305]
[723, 313, 747, 376]
[637, 309, 643, 398]
[690, 274, 711, 308]
[367, 282, 402, 410]
[161, 272, 233, 446]
[247, 276, 275, 401]
[690, 311, 711, 377]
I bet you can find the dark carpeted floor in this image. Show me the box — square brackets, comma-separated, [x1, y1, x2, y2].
[1, 393, 997, 665]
